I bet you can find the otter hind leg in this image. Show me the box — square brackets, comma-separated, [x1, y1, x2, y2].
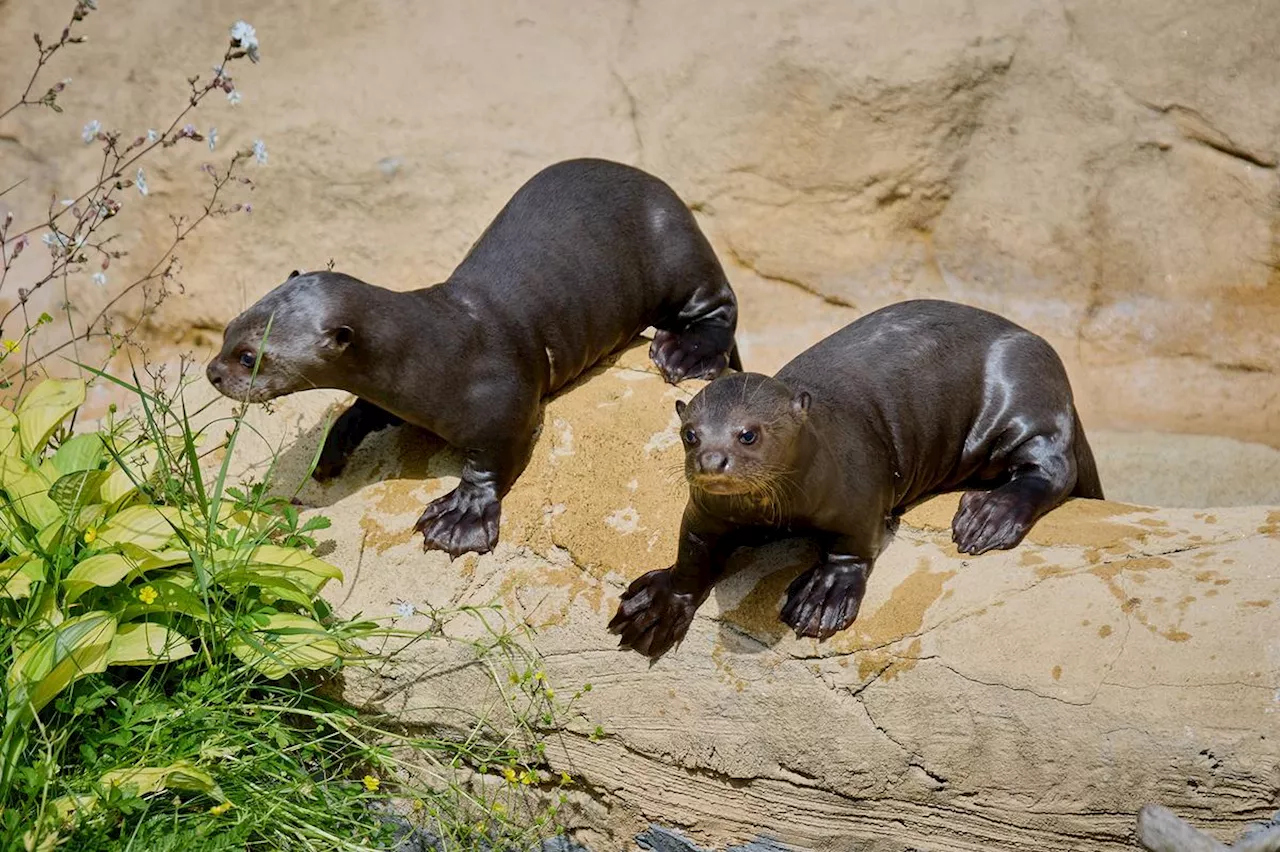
[952, 430, 1079, 556]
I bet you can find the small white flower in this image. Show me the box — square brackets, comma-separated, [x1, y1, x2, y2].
[146, 128, 159, 143]
[83, 0, 97, 9]
[81, 119, 100, 144]
[208, 127, 218, 151]
[42, 231, 69, 256]
[60, 199, 74, 207]
[393, 601, 416, 619]
[229, 20, 260, 63]
[135, 168, 148, 197]
[212, 64, 226, 78]
[227, 90, 242, 106]
[252, 139, 267, 165]
[92, 272, 107, 288]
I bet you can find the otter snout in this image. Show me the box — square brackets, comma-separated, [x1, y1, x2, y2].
[695, 450, 730, 475]
[206, 358, 226, 389]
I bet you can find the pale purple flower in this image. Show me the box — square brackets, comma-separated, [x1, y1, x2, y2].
[81, 119, 100, 144]
[208, 127, 218, 151]
[92, 272, 107, 288]
[227, 90, 242, 107]
[135, 168, 148, 197]
[393, 601, 416, 619]
[252, 139, 267, 165]
[146, 128, 159, 143]
[230, 21, 260, 63]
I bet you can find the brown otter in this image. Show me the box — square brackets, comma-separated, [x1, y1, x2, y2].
[608, 299, 1103, 659]
[206, 158, 742, 557]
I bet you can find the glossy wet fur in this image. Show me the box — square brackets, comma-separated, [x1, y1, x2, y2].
[610, 299, 1104, 659]
[207, 158, 741, 557]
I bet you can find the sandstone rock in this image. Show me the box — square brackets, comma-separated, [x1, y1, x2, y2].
[1, 0, 1277, 450]
[211, 346, 1280, 852]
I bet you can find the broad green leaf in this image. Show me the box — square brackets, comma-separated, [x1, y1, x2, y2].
[215, 545, 343, 597]
[0, 409, 19, 457]
[16, 379, 86, 457]
[214, 571, 317, 608]
[0, 455, 61, 529]
[107, 622, 196, 665]
[229, 612, 346, 679]
[117, 572, 211, 623]
[0, 555, 45, 600]
[51, 433, 105, 475]
[49, 469, 108, 517]
[93, 505, 180, 550]
[98, 760, 221, 797]
[99, 439, 160, 507]
[64, 548, 191, 603]
[63, 553, 134, 603]
[51, 792, 99, 823]
[6, 611, 116, 724]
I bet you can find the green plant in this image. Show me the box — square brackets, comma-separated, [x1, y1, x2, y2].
[0, 373, 376, 845]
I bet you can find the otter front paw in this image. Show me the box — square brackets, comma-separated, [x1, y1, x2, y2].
[413, 485, 501, 558]
[608, 568, 704, 660]
[650, 329, 732, 384]
[951, 489, 1036, 556]
[780, 560, 869, 640]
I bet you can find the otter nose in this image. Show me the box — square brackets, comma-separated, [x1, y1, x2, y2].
[697, 450, 729, 474]
[206, 361, 223, 388]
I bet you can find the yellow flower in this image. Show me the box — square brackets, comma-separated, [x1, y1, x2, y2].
[559, 771, 573, 786]
[82, 527, 97, 545]
[209, 801, 233, 816]
[501, 767, 517, 784]
[2, 340, 19, 354]
[411, 798, 425, 811]
[137, 586, 158, 605]
[544, 688, 555, 699]
[533, 671, 545, 682]
[519, 769, 535, 786]
[491, 802, 506, 817]
[362, 774, 380, 792]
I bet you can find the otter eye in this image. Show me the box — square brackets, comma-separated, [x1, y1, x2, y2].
[739, 429, 758, 445]
[239, 351, 257, 369]
[682, 428, 699, 446]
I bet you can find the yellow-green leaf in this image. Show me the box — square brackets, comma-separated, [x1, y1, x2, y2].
[93, 505, 181, 550]
[215, 545, 343, 597]
[6, 611, 116, 724]
[107, 622, 196, 665]
[0, 555, 45, 600]
[0, 409, 19, 458]
[229, 612, 346, 679]
[49, 469, 108, 517]
[16, 379, 86, 457]
[0, 455, 61, 529]
[99, 440, 160, 507]
[51, 433, 105, 475]
[63, 553, 134, 603]
[98, 760, 220, 797]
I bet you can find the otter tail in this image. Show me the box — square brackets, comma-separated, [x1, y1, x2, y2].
[727, 341, 743, 372]
[1071, 410, 1104, 499]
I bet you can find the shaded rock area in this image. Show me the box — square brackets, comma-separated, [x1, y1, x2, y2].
[211, 345, 1280, 852]
[1, 0, 1278, 453]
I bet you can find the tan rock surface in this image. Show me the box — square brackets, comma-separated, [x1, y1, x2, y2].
[1, 0, 1278, 452]
[208, 345, 1280, 852]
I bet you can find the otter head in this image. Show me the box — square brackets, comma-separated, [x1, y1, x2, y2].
[676, 372, 811, 497]
[206, 270, 356, 403]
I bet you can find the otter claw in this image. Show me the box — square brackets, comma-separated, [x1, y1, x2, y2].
[951, 489, 1035, 556]
[414, 485, 501, 558]
[780, 560, 869, 640]
[650, 329, 733, 384]
[609, 568, 703, 659]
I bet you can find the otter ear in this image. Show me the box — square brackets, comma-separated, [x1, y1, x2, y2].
[287, 269, 302, 280]
[792, 391, 811, 418]
[323, 325, 353, 354]
[675, 399, 687, 417]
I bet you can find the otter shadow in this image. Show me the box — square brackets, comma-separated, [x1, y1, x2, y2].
[708, 537, 823, 654]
